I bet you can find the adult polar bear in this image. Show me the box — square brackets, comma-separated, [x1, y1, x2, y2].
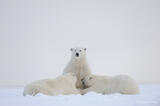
[63, 47, 91, 89]
[23, 73, 80, 96]
[81, 74, 139, 95]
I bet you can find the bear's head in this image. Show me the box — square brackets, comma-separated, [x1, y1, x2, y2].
[70, 47, 87, 60]
[81, 74, 96, 87]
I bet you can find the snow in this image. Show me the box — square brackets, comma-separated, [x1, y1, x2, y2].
[0, 84, 160, 106]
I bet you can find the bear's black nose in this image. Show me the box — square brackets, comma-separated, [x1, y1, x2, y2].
[76, 53, 79, 57]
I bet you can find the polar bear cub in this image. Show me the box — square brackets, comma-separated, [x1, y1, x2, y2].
[81, 74, 139, 95]
[63, 47, 91, 89]
[23, 73, 80, 96]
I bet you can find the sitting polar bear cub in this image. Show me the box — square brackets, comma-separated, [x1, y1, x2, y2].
[23, 73, 80, 96]
[81, 74, 139, 95]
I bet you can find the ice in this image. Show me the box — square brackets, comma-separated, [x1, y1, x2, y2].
[0, 84, 160, 106]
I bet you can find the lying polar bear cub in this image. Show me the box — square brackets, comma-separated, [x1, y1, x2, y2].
[81, 74, 139, 95]
[23, 73, 80, 96]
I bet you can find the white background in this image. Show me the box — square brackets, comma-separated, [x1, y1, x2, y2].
[0, 0, 160, 87]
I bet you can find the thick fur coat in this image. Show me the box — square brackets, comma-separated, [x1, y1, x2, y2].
[82, 74, 139, 95]
[63, 47, 91, 89]
[23, 73, 80, 96]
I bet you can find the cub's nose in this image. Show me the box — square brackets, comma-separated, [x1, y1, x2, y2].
[76, 53, 79, 57]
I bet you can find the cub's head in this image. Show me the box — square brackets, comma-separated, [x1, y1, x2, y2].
[70, 47, 87, 60]
[81, 75, 96, 88]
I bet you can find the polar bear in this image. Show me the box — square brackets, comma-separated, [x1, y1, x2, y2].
[63, 47, 91, 89]
[23, 73, 80, 96]
[81, 74, 139, 95]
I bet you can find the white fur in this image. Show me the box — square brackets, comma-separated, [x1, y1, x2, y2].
[23, 73, 80, 96]
[82, 74, 139, 95]
[63, 47, 91, 89]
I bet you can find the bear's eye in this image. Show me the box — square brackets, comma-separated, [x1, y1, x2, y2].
[89, 77, 92, 80]
[74, 50, 76, 52]
[79, 50, 82, 52]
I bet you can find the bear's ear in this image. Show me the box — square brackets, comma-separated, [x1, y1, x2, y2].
[84, 48, 87, 51]
[70, 48, 73, 51]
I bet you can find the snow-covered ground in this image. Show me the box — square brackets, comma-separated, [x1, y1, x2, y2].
[0, 84, 160, 106]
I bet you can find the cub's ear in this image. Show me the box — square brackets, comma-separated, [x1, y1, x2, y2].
[84, 48, 87, 51]
[70, 48, 73, 51]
